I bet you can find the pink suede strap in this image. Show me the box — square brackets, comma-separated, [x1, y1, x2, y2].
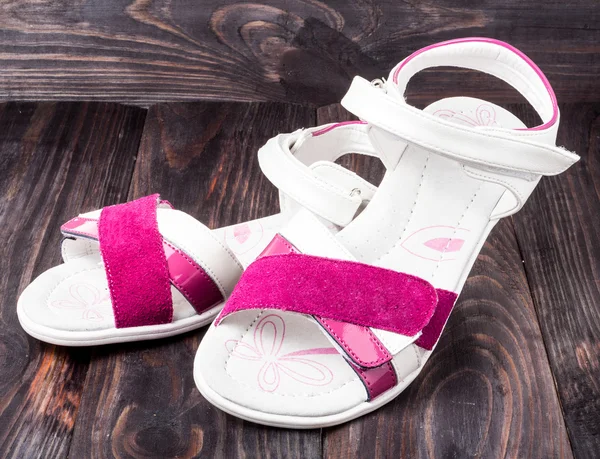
[99, 195, 172, 328]
[218, 253, 438, 336]
[216, 235, 437, 400]
[61, 195, 224, 328]
[220, 234, 456, 399]
[256, 236, 458, 351]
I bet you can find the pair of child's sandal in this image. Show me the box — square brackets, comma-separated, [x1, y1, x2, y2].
[18, 38, 579, 428]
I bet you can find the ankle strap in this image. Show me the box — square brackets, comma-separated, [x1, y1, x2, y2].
[342, 38, 579, 176]
[391, 38, 559, 131]
[258, 123, 380, 226]
[342, 76, 578, 176]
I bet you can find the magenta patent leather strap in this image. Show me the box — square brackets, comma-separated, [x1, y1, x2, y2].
[61, 196, 223, 327]
[351, 361, 398, 400]
[317, 318, 392, 368]
[162, 241, 223, 315]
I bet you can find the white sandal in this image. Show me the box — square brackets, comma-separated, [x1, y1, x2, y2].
[194, 37, 579, 428]
[17, 123, 381, 346]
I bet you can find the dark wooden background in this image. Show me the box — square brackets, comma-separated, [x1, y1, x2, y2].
[0, 1, 599, 458]
[0, 0, 599, 105]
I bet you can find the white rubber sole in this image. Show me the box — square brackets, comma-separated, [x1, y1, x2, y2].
[17, 301, 222, 347]
[193, 347, 421, 429]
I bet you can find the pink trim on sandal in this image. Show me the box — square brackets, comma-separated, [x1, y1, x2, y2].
[312, 120, 367, 137]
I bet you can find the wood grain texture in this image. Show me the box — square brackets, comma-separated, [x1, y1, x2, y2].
[68, 102, 323, 458]
[0, 1, 598, 105]
[0, 102, 146, 458]
[318, 104, 573, 459]
[512, 104, 600, 458]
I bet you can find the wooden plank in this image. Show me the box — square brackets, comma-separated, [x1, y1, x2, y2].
[0, 102, 146, 458]
[0, 1, 598, 105]
[318, 104, 573, 458]
[512, 103, 600, 458]
[68, 102, 322, 458]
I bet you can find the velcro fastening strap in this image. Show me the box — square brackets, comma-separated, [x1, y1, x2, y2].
[257, 233, 393, 368]
[216, 253, 438, 337]
[99, 194, 173, 328]
[342, 76, 579, 176]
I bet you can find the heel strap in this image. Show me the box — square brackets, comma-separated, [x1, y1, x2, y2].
[342, 76, 578, 176]
[341, 38, 579, 176]
[391, 38, 559, 132]
[258, 123, 380, 226]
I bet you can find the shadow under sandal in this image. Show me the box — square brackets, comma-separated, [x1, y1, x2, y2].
[194, 37, 580, 428]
